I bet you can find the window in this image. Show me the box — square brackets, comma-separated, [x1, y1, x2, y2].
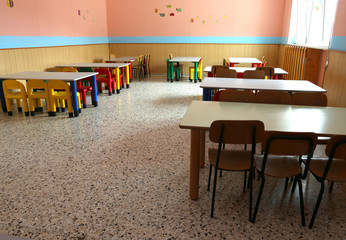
[288, 0, 338, 48]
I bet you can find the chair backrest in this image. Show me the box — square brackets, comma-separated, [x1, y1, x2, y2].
[291, 92, 327, 106]
[256, 66, 274, 79]
[146, 54, 150, 64]
[212, 90, 224, 101]
[198, 59, 203, 70]
[78, 67, 94, 72]
[62, 67, 78, 72]
[219, 89, 256, 103]
[223, 58, 229, 66]
[3, 80, 26, 91]
[255, 90, 291, 105]
[325, 135, 346, 159]
[48, 80, 71, 94]
[209, 120, 265, 145]
[243, 70, 265, 79]
[26, 80, 48, 95]
[169, 54, 173, 59]
[215, 69, 237, 78]
[211, 65, 228, 75]
[94, 68, 111, 78]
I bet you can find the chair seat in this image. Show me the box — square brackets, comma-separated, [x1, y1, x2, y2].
[255, 155, 302, 178]
[209, 149, 254, 171]
[302, 158, 346, 182]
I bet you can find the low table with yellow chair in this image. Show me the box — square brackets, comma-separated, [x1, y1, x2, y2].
[0, 71, 98, 117]
[168, 57, 201, 83]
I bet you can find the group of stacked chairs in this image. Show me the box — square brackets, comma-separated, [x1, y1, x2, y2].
[207, 72, 346, 228]
[2, 65, 126, 118]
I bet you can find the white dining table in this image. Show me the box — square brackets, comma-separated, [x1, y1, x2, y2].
[0, 71, 98, 117]
[179, 100, 346, 200]
[200, 77, 326, 101]
[57, 62, 130, 93]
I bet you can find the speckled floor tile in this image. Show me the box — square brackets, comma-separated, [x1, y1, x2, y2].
[0, 75, 345, 240]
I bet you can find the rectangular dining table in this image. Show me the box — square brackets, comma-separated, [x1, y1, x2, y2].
[179, 100, 346, 200]
[0, 71, 98, 117]
[105, 57, 138, 80]
[56, 62, 130, 93]
[228, 57, 262, 67]
[200, 77, 327, 101]
[168, 57, 201, 83]
[203, 66, 288, 79]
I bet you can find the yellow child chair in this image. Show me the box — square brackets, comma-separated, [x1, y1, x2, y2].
[189, 59, 203, 82]
[3, 80, 29, 116]
[26, 80, 51, 116]
[48, 80, 81, 118]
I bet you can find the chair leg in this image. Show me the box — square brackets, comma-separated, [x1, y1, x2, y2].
[309, 181, 325, 229]
[243, 171, 247, 193]
[297, 176, 305, 227]
[284, 177, 289, 191]
[252, 175, 265, 223]
[211, 165, 219, 218]
[249, 168, 253, 221]
[207, 165, 212, 191]
[329, 181, 334, 193]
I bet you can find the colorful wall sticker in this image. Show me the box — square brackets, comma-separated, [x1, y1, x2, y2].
[176, 8, 182, 12]
[166, 5, 172, 8]
[169, 13, 174, 16]
[7, 0, 14, 8]
[159, 13, 165, 17]
[154, 8, 158, 13]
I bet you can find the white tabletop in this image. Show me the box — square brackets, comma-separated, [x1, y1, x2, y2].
[0, 71, 98, 82]
[228, 57, 262, 64]
[200, 77, 326, 93]
[169, 57, 201, 63]
[57, 63, 130, 68]
[180, 100, 346, 136]
[105, 56, 138, 62]
[203, 66, 288, 75]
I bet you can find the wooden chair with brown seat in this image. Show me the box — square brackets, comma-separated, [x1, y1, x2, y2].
[243, 70, 266, 79]
[208, 120, 265, 220]
[219, 89, 256, 103]
[215, 68, 237, 78]
[256, 66, 275, 79]
[252, 131, 317, 226]
[211, 65, 229, 76]
[303, 135, 346, 229]
[255, 90, 291, 105]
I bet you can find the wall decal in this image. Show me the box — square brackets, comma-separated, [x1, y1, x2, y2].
[169, 13, 174, 16]
[159, 13, 165, 17]
[166, 5, 172, 8]
[78, 10, 81, 15]
[176, 8, 182, 12]
[86, 9, 89, 14]
[154, 9, 158, 13]
[190, 18, 194, 23]
[7, 0, 14, 8]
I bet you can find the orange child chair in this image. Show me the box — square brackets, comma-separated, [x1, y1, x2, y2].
[26, 80, 51, 116]
[189, 59, 203, 82]
[48, 80, 81, 118]
[94, 68, 115, 96]
[2, 80, 29, 116]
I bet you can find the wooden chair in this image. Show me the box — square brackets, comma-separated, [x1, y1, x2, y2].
[208, 120, 265, 219]
[256, 66, 275, 79]
[252, 131, 317, 226]
[132, 55, 145, 80]
[255, 90, 291, 105]
[243, 70, 265, 79]
[211, 65, 229, 76]
[303, 135, 346, 228]
[215, 68, 237, 78]
[219, 89, 256, 103]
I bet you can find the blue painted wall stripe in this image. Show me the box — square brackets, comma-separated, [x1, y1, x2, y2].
[330, 36, 346, 52]
[0, 36, 109, 49]
[108, 36, 284, 44]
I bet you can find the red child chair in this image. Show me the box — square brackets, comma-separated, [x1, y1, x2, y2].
[94, 68, 115, 96]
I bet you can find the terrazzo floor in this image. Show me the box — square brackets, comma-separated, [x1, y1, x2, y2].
[0, 75, 345, 240]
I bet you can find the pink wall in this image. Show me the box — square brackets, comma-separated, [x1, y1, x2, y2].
[333, 0, 346, 36]
[0, 0, 108, 36]
[106, 0, 286, 37]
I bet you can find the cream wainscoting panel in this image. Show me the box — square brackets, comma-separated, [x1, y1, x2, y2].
[0, 44, 109, 75]
[109, 44, 279, 74]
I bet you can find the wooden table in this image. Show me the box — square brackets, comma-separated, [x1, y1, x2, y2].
[200, 77, 327, 101]
[57, 63, 130, 93]
[179, 100, 346, 200]
[203, 66, 288, 79]
[168, 57, 201, 83]
[228, 57, 262, 67]
[105, 57, 138, 80]
[0, 71, 98, 117]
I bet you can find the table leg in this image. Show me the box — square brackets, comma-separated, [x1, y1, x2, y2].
[128, 62, 132, 82]
[0, 79, 7, 112]
[194, 62, 198, 83]
[91, 75, 98, 107]
[200, 130, 205, 168]
[115, 68, 120, 94]
[170, 62, 174, 83]
[70, 81, 79, 117]
[126, 65, 130, 88]
[203, 88, 212, 101]
[190, 129, 201, 200]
